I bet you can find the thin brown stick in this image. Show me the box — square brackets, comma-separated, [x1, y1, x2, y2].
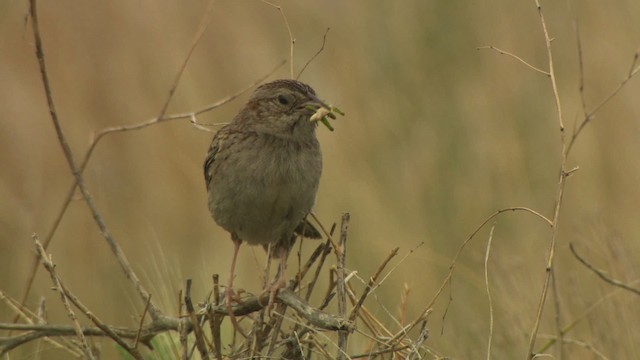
[305, 239, 333, 303]
[184, 279, 210, 359]
[535, 279, 640, 353]
[336, 213, 350, 360]
[28, 0, 160, 319]
[34, 238, 97, 360]
[575, 22, 588, 120]
[209, 274, 223, 359]
[477, 45, 549, 76]
[569, 243, 640, 296]
[134, 294, 152, 349]
[297, 28, 330, 80]
[36, 238, 145, 359]
[262, 0, 295, 78]
[567, 49, 640, 154]
[0, 291, 81, 356]
[309, 211, 341, 255]
[179, 317, 188, 360]
[550, 269, 564, 359]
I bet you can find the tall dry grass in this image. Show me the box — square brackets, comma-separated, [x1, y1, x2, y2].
[1, 0, 640, 358]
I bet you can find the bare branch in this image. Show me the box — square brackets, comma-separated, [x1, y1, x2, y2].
[569, 243, 640, 296]
[28, 0, 160, 319]
[336, 213, 351, 360]
[297, 28, 330, 80]
[33, 237, 97, 360]
[35, 237, 143, 359]
[477, 45, 549, 76]
[568, 49, 640, 154]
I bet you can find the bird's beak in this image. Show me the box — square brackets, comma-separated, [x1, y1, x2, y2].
[302, 94, 343, 132]
[303, 94, 331, 123]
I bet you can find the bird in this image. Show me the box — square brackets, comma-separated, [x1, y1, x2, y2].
[204, 79, 328, 323]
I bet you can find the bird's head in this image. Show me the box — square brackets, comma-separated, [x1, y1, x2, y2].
[239, 79, 332, 139]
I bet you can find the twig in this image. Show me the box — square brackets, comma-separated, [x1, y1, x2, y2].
[36, 237, 146, 359]
[156, 0, 215, 119]
[387, 206, 551, 345]
[0, 291, 79, 356]
[569, 243, 640, 296]
[0, 313, 181, 356]
[134, 294, 152, 349]
[305, 239, 333, 303]
[179, 316, 188, 360]
[297, 28, 330, 80]
[336, 213, 351, 360]
[184, 279, 210, 359]
[262, 0, 295, 78]
[208, 274, 223, 359]
[34, 237, 97, 360]
[575, 22, 588, 121]
[349, 247, 399, 322]
[374, 242, 424, 291]
[550, 268, 564, 359]
[477, 45, 549, 76]
[484, 224, 496, 360]
[567, 49, 640, 154]
[309, 211, 341, 256]
[406, 320, 430, 360]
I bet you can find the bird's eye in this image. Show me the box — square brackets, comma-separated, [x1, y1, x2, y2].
[277, 94, 290, 106]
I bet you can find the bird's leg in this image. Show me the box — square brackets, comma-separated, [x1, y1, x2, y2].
[226, 234, 246, 337]
[266, 247, 288, 310]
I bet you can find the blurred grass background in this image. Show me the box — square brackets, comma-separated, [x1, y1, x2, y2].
[1, 0, 640, 358]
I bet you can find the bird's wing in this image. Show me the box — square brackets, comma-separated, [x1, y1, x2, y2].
[203, 132, 223, 188]
[294, 218, 322, 239]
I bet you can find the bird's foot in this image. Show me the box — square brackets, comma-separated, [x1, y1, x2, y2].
[225, 287, 247, 337]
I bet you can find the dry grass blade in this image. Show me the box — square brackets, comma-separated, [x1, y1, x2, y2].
[387, 206, 551, 346]
[484, 224, 496, 360]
